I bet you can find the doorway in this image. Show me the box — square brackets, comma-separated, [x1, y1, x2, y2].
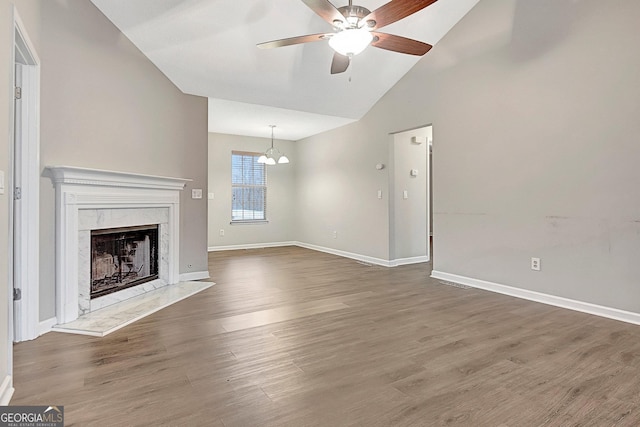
[11, 10, 40, 343]
[389, 125, 432, 264]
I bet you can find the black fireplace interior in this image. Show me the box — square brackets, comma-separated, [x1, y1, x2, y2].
[90, 224, 159, 299]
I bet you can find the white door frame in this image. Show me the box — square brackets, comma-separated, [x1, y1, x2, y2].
[426, 125, 432, 262]
[11, 7, 40, 344]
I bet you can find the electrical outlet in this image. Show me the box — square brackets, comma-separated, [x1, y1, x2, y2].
[531, 257, 541, 271]
[219, 229, 225, 237]
[192, 189, 203, 199]
[332, 231, 337, 239]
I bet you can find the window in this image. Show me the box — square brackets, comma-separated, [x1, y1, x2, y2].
[231, 151, 267, 222]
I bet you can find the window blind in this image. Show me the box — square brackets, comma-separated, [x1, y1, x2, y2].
[231, 151, 267, 221]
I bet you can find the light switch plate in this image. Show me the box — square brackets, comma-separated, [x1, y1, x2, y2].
[192, 189, 203, 199]
[0, 170, 4, 195]
[208, 192, 215, 200]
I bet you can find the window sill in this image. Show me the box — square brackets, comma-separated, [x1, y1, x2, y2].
[230, 220, 269, 225]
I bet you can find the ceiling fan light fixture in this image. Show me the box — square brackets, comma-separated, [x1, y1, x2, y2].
[258, 0, 440, 74]
[328, 28, 373, 56]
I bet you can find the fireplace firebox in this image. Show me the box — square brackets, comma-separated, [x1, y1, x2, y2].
[90, 225, 159, 298]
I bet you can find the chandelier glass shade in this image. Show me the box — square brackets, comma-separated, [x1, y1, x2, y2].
[258, 126, 289, 165]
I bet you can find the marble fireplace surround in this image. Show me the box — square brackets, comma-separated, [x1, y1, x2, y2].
[45, 166, 191, 324]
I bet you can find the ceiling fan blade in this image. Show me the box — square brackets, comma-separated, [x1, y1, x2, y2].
[257, 33, 332, 49]
[363, 0, 439, 30]
[301, 0, 347, 26]
[330, 52, 350, 74]
[371, 32, 432, 56]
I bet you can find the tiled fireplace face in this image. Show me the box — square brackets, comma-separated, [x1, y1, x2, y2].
[78, 208, 170, 315]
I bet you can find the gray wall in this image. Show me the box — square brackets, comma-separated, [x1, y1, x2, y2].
[295, 120, 391, 260]
[296, 0, 640, 314]
[208, 133, 296, 248]
[22, 0, 208, 320]
[427, 0, 640, 312]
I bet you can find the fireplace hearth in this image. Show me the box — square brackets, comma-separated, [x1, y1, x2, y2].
[91, 225, 159, 298]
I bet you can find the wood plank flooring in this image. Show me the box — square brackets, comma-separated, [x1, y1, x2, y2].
[11, 246, 640, 426]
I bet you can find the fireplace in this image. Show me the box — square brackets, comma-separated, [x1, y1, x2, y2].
[45, 166, 191, 323]
[91, 225, 159, 298]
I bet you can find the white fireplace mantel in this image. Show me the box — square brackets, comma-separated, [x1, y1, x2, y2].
[44, 166, 191, 324]
[44, 165, 191, 190]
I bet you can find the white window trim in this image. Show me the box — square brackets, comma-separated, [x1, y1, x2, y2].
[231, 151, 267, 222]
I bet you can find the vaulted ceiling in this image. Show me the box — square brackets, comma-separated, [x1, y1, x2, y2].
[91, 0, 480, 140]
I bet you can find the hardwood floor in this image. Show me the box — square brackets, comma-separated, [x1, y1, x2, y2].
[12, 246, 640, 426]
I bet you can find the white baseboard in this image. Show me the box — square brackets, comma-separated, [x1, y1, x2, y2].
[294, 242, 393, 267]
[390, 255, 430, 267]
[208, 241, 296, 252]
[209, 241, 429, 268]
[0, 375, 14, 405]
[179, 271, 210, 282]
[39, 317, 57, 336]
[431, 270, 640, 326]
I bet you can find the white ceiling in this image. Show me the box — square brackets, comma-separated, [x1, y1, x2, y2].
[91, 0, 480, 140]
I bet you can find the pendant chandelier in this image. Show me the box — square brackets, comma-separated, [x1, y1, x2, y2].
[258, 125, 289, 165]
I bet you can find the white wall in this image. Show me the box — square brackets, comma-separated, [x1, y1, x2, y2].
[208, 133, 296, 248]
[295, 0, 640, 314]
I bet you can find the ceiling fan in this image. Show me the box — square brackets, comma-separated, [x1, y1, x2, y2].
[257, 0, 438, 74]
